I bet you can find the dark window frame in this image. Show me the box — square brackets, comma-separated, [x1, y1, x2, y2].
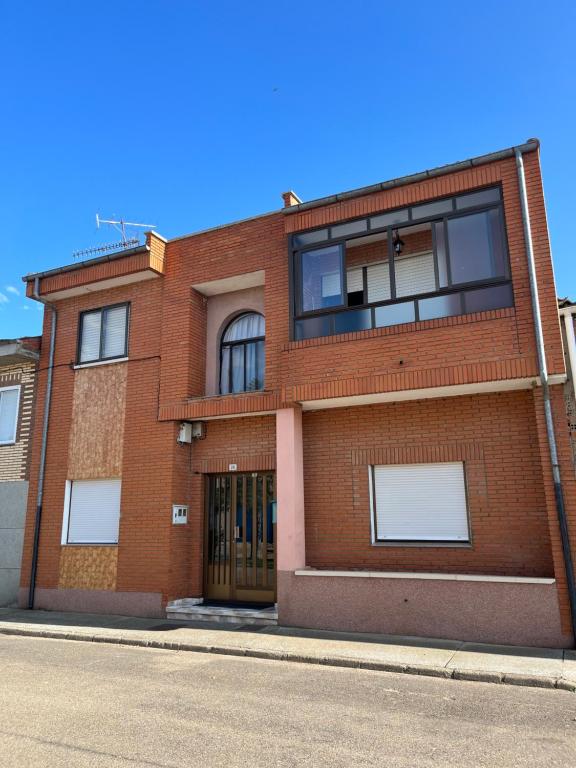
[76, 302, 130, 365]
[289, 185, 513, 340]
[219, 312, 265, 395]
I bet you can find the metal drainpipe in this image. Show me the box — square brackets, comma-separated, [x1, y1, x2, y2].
[515, 148, 576, 640]
[28, 277, 57, 609]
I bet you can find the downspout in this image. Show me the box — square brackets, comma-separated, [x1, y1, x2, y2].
[27, 277, 57, 609]
[515, 148, 576, 640]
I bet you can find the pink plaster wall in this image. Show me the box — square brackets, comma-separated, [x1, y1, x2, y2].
[204, 287, 265, 395]
[277, 572, 572, 648]
[276, 408, 306, 572]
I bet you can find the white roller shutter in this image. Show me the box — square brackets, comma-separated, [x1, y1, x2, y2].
[79, 311, 102, 363]
[0, 387, 20, 444]
[367, 262, 391, 302]
[372, 463, 469, 542]
[102, 305, 128, 358]
[395, 252, 436, 297]
[346, 268, 363, 294]
[65, 478, 121, 544]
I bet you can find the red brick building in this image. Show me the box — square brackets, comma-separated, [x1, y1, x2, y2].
[19, 139, 576, 647]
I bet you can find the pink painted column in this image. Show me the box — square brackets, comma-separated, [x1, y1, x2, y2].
[276, 406, 306, 573]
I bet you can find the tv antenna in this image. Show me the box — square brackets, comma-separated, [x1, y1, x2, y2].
[72, 215, 157, 260]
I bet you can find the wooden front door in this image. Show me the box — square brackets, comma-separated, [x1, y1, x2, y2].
[204, 473, 276, 603]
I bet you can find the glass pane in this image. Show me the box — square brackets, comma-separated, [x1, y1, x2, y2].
[256, 475, 263, 585]
[434, 222, 449, 287]
[300, 245, 344, 312]
[246, 477, 254, 581]
[334, 308, 372, 334]
[294, 315, 332, 341]
[374, 301, 415, 328]
[220, 347, 230, 394]
[419, 293, 462, 321]
[447, 210, 506, 285]
[455, 187, 501, 210]
[245, 343, 258, 391]
[223, 313, 264, 342]
[79, 311, 101, 362]
[331, 219, 367, 239]
[370, 208, 409, 229]
[236, 478, 244, 586]
[464, 283, 514, 314]
[231, 345, 244, 392]
[411, 198, 453, 219]
[0, 389, 19, 442]
[266, 475, 275, 579]
[293, 229, 329, 247]
[255, 340, 265, 389]
[102, 305, 127, 359]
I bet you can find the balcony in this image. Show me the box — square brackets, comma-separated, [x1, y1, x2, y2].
[290, 186, 514, 341]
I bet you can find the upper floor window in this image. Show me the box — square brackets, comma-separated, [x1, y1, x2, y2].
[291, 186, 513, 340]
[78, 303, 130, 364]
[0, 385, 20, 445]
[220, 312, 265, 394]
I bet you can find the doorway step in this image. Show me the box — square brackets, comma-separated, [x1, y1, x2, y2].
[166, 598, 277, 626]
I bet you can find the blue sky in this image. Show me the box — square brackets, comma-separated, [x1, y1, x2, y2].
[1, 1, 574, 338]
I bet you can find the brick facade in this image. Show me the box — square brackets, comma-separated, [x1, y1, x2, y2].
[19, 143, 576, 646]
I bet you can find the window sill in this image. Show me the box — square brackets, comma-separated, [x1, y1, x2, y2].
[73, 357, 128, 370]
[0, 440, 16, 447]
[62, 542, 118, 547]
[372, 540, 472, 548]
[294, 569, 555, 585]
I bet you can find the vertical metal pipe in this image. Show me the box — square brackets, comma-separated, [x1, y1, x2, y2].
[28, 277, 57, 609]
[515, 148, 576, 640]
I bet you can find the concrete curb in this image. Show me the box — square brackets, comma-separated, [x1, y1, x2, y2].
[0, 625, 574, 693]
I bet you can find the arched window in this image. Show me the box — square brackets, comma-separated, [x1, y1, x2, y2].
[220, 312, 265, 394]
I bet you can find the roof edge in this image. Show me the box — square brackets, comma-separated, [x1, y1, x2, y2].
[22, 244, 150, 283]
[282, 139, 540, 215]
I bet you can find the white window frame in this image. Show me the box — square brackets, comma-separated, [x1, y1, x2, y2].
[61, 478, 121, 545]
[369, 462, 471, 545]
[0, 385, 21, 445]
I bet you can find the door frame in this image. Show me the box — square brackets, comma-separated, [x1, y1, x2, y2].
[203, 472, 276, 604]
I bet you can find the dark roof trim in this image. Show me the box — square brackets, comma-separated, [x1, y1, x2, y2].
[22, 244, 150, 283]
[282, 139, 540, 215]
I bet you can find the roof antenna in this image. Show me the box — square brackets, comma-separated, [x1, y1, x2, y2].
[72, 215, 156, 260]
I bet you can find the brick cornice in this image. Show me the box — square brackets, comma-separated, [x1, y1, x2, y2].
[283, 356, 539, 404]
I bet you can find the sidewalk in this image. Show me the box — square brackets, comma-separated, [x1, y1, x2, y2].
[0, 607, 574, 691]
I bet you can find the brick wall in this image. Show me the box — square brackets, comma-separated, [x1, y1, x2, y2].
[302, 390, 553, 577]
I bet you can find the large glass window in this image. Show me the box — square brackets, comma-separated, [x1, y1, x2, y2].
[300, 245, 344, 313]
[292, 186, 512, 340]
[447, 210, 506, 285]
[78, 303, 129, 364]
[220, 313, 265, 394]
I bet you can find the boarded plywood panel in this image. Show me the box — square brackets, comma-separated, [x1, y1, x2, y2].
[59, 546, 118, 590]
[68, 364, 127, 479]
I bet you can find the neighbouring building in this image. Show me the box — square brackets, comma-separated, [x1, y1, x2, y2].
[0, 336, 40, 605]
[18, 139, 576, 647]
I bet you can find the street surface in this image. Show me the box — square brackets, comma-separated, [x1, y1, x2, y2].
[0, 635, 575, 767]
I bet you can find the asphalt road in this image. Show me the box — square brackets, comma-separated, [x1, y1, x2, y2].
[0, 635, 575, 767]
